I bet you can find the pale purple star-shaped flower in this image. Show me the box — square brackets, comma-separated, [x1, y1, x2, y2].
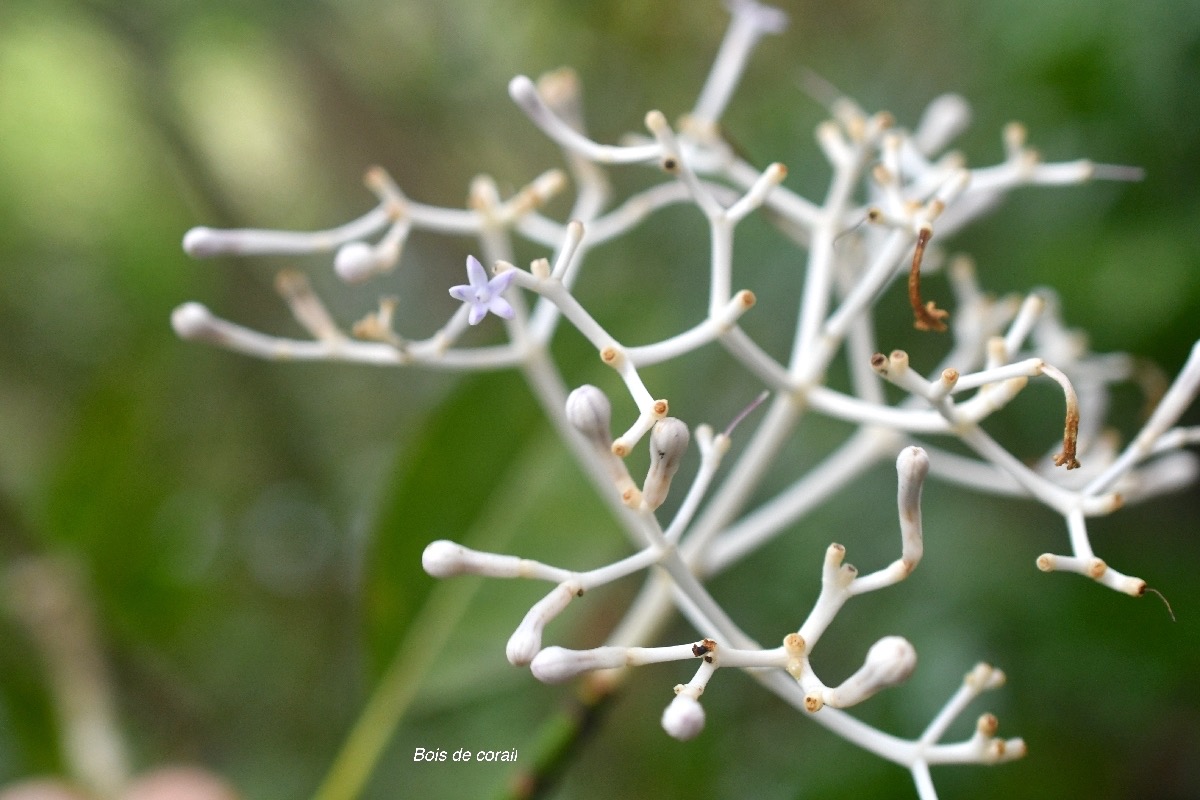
[449, 255, 516, 325]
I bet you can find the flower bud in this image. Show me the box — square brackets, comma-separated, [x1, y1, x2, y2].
[181, 227, 222, 258]
[824, 635, 916, 708]
[642, 417, 689, 510]
[913, 93, 971, 155]
[420, 540, 518, 579]
[171, 303, 217, 341]
[336, 237, 403, 283]
[531, 646, 625, 684]
[565, 385, 613, 449]
[333, 242, 377, 284]
[661, 693, 705, 741]
[895, 446, 929, 567]
[506, 583, 578, 666]
[506, 624, 545, 668]
[567, 385, 640, 500]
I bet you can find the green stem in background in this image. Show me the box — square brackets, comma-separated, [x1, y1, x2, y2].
[312, 570, 482, 800]
[496, 678, 620, 800]
[312, 428, 583, 800]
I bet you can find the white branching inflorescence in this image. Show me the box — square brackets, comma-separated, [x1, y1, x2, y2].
[174, 1, 1199, 797]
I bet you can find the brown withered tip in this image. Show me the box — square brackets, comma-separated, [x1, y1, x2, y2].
[908, 228, 949, 332]
[1052, 453, 1081, 470]
[1052, 407, 1081, 470]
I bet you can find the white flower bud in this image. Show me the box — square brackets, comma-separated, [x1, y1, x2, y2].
[565, 385, 613, 448]
[334, 242, 377, 284]
[182, 226, 222, 257]
[505, 624, 544, 668]
[421, 540, 482, 578]
[895, 446, 929, 567]
[566, 385, 640, 500]
[913, 93, 971, 155]
[171, 303, 216, 341]
[531, 646, 625, 684]
[334, 239, 401, 284]
[181, 225, 332, 257]
[506, 583, 578, 666]
[728, 0, 789, 35]
[661, 693, 705, 740]
[642, 417, 689, 511]
[824, 635, 917, 708]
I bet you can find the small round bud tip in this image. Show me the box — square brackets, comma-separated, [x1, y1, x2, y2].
[897, 445, 930, 480]
[182, 227, 219, 257]
[566, 385, 613, 445]
[508, 75, 537, 102]
[530, 646, 579, 684]
[334, 242, 377, 284]
[421, 540, 464, 578]
[826, 635, 917, 708]
[865, 635, 917, 685]
[506, 626, 542, 667]
[171, 302, 214, 340]
[661, 694, 705, 740]
[643, 417, 690, 510]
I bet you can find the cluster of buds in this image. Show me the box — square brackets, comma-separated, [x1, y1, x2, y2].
[174, 0, 1199, 796]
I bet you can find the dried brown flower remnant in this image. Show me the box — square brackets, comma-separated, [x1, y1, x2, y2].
[908, 228, 949, 332]
[1041, 363, 1082, 470]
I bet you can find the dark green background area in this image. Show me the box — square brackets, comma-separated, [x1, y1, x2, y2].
[0, 0, 1197, 798]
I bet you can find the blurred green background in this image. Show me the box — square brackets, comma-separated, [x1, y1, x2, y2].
[1, 0, 1198, 798]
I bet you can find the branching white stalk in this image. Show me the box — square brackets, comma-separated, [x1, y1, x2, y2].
[173, 1, 1199, 796]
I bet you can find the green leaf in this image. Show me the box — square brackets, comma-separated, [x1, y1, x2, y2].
[362, 370, 544, 674]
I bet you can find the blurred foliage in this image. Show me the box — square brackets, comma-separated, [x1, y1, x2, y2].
[0, 0, 1198, 798]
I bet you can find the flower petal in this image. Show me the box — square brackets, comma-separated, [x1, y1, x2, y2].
[465, 255, 488, 288]
[488, 296, 515, 319]
[489, 269, 517, 294]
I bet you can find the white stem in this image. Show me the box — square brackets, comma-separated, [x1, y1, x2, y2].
[509, 75, 662, 164]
